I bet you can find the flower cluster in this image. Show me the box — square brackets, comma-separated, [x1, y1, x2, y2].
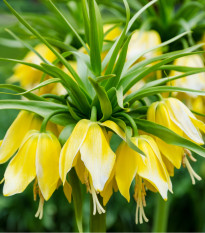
[0, 0, 205, 230]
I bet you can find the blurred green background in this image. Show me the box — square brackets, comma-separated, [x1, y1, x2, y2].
[0, 0, 205, 231]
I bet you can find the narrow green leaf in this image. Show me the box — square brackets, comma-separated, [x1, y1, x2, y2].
[41, 64, 91, 113]
[89, 77, 112, 121]
[3, 0, 81, 85]
[88, 0, 102, 75]
[105, 34, 132, 89]
[135, 119, 205, 158]
[0, 84, 44, 101]
[126, 86, 205, 104]
[143, 68, 205, 89]
[17, 78, 62, 95]
[96, 74, 116, 83]
[81, 0, 90, 45]
[47, 0, 89, 54]
[0, 99, 75, 126]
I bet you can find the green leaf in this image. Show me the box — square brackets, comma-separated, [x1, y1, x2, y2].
[119, 44, 204, 90]
[41, 64, 91, 113]
[3, 0, 81, 85]
[0, 99, 75, 126]
[105, 34, 132, 89]
[0, 84, 44, 101]
[17, 78, 62, 95]
[46, 0, 89, 54]
[88, 0, 102, 75]
[126, 86, 205, 104]
[103, 0, 130, 75]
[95, 74, 116, 83]
[81, 0, 90, 45]
[89, 77, 112, 121]
[135, 119, 205, 158]
[143, 67, 205, 89]
[122, 50, 205, 93]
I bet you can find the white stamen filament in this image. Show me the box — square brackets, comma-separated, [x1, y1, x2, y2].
[90, 181, 105, 215]
[0, 177, 5, 184]
[184, 156, 202, 185]
[134, 177, 149, 224]
[35, 195, 44, 220]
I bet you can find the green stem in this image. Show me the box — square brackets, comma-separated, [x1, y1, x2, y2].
[40, 110, 69, 132]
[156, 94, 163, 101]
[117, 112, 138, 137]
[90, 106, 97, 122]
[90, 195, 106, 232]
[152, 194, 170, 232]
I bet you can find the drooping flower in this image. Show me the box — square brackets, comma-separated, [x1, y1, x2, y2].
[60, 119, 125, 214]
[127, 30, 162, 61]
[169, 55, 205, 97]
[147, 97, 205, 183]
[0, 111, 58, 164]
[115, 135, 172, 224]
[9, 44, 56, 89]
[2, 130, 61, 218]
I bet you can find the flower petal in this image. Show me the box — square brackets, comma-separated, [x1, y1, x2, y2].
[0, 111, 34, 164]
[137, 136, 170, 200]
[115, 141, 138, 202]
[3, 131, 38, 196]
[80, 123, 116, 192]
[63, 180, 72, 203]
[36, 132, 61, 200]
[59, 119, 91, 184]
[101, 120, 126, 140]
[166, 98, 203, 144]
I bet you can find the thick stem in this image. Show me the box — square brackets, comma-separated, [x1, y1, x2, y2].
[152, 194, 170, 232]
[89, 195, 106, 232]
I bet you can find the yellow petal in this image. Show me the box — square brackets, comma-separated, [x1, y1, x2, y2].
[155, 103, 184, 168]
[166, 98, 203, 144]
[63, 180, 72, 203]
[100, 164, 117, 206]
[137, 136, 170, 200]
[147, 102, 158, 123]
[36, 132, 61, 200]
[101, 120, 126, 140]
[59, 119, 91, 183]
[115, 141, 138, 202]
[3, 131, 38, 196]
[80, 123, 116, 192]
[0, 111, 34, 164]
[74, 153, 86, 184]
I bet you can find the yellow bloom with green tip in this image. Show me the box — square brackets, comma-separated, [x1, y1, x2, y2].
[115, 135, 171, 224]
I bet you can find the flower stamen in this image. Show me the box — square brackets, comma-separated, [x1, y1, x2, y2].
[184, 156, 202, 185]
[134, 176, 149, 224]
[90, 178, 105, 215]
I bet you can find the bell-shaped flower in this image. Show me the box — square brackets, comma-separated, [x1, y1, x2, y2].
[115, 135, 172, 224]
[9, 44, 56, 90]
[169, 55, 205, 97]
[2, 130, 61, 218]
[60, 119, 125, 214]
[0, 111, 58, 164]
[147, 97, 205, 182]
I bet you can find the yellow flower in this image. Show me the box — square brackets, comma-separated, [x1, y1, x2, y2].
[0, 111, 59, 164]
[2, 130, 61, 218]
[103, 24, 122, 41]
[169, 55, 205, 97]
[115, 135, 172, 224]
[9, 44, 56, 89]
[147, 97, 205, 182]
[127, 30, 162, 61]
[60, 119, 125, 214]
